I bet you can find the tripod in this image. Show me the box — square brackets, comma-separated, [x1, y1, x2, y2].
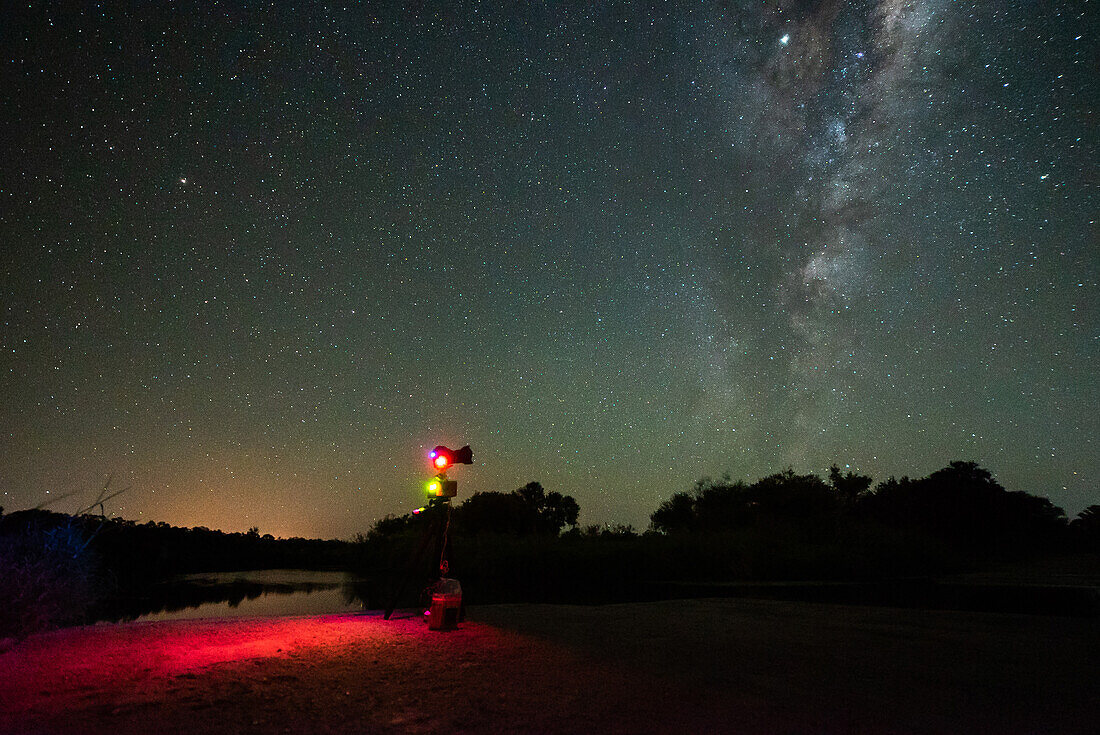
[383, 497, 454, 620]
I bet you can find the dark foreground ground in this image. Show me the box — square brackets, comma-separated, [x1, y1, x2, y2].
[2, 598, 1097, 734]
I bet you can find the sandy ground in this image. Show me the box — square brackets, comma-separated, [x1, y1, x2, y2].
[1, 599, 1097, 734]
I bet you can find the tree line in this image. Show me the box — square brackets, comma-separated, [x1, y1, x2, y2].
[0, 507, 356, 637]
[369, 461, 1097, 557]
[368, 481, 579, 540]
[354, 461, 1096, 610]
[3, 460, 1096, 635]
[650, 461, 1095, 556]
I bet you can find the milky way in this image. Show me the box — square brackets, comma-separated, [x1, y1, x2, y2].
[686, 0, 956, 464]
[1, 1, 1095, 537]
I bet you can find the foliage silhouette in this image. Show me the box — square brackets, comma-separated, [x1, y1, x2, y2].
[452, 482, 580, 536]
[650, 469, 840, 533]
[650, 490, 696, 533]
[0, 517, 98, 639]
[352, 482, 580, 609]
[3, 460, 1088, 633]
[648, 460, 1071, 565]
[861, 461, 1068, 556]
[359, 463, 1078, 610]
[1069, 505, 1100, 552]
[0, 508, 353, 637]
[829, 465, 873, 505]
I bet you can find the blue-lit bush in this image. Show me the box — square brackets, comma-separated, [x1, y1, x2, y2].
[0, 518, 98, 639]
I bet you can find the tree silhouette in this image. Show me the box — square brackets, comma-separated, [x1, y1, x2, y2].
[650, 470, 840, 532]
[862, 461, 1067, 554]
[650, 491, 697, 533]
[693, 478, 753, 531]
[369, 513, 418, 539]
[1069, 505, 1100, 551]
[453, 482, 579, 536]
[748, 469, 836, 520]
[514, 482, 580, 534]
[454, 491, 532, 535]
[829, 465, 873, 505]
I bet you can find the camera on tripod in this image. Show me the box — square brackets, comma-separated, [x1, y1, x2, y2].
[384, 443, 474, 621]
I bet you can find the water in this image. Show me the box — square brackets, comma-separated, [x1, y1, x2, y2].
[122, 569, 365, 623]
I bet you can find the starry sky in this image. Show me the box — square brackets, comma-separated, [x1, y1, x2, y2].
[1, 1, 1096, 539]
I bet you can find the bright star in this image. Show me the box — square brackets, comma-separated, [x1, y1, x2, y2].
[779, 34, 790, 45]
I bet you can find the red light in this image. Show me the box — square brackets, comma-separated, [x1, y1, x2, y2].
[434, 455, 450, 470]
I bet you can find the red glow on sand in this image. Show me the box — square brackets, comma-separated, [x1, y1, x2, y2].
[1, 613, 445, 714]
[3, 611, 585, 734]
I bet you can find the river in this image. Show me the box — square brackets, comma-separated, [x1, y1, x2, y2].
[111, 569, 366, 623]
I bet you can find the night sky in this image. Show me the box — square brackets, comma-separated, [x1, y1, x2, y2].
[2, 1, 1095, 539]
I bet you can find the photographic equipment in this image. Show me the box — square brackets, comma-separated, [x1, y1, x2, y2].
[382, 444, 473, 622]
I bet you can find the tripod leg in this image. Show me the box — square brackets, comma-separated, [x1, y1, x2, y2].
[435, 511, 465, 622]
[383, 514, 439, 620]
[452, 534, 466, 623]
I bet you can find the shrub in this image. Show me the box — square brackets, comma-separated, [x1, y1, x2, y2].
[0, 519, 99, 639]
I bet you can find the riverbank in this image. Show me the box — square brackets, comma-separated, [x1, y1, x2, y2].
[2, 599, 1097, 734]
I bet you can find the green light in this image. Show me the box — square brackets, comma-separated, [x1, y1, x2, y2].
[426, 479, 442, 495]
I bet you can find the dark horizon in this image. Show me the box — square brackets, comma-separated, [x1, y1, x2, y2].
[6, 453, 1091, 539]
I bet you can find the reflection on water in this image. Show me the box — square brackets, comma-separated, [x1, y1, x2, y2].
[95, 570, 1099, 622]
[100, 570, 366, 624]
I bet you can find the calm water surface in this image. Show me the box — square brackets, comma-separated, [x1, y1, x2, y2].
[133, 569, 365, 623]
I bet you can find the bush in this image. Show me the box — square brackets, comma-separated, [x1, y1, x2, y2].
[0, 519, 100, 639]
